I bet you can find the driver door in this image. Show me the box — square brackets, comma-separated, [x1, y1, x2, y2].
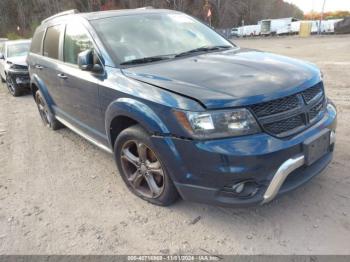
[55, 22, 105, 142]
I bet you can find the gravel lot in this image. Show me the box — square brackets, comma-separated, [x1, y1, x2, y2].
[0, 35, 349, 255]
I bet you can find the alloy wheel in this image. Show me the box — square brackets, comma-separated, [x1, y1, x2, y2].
[120, 140, 165, 199]
[35, 93, 50, 127]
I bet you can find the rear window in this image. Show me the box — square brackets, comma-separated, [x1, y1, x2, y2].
[30, 30, 45, 54]
[43, 25, 63, 59]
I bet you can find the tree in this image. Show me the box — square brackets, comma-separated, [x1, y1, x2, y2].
[0, 0, 305, 38]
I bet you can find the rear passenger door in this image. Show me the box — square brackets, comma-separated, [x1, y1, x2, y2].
[57, 22, 105, 140]
[28, 28, 45, 80]
[40, 24, 66, 109]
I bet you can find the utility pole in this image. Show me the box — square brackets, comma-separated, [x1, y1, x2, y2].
[318, 0, 326, 35]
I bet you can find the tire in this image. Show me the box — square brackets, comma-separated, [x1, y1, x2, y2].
[114, 125, 179, 206]
[34, 90, 64, 130]
[6, 75, 22, 97]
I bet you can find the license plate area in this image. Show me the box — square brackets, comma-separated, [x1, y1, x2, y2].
[303, 129, 330, 166]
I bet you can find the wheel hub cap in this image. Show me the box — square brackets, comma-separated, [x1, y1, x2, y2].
[140, 164, 147, 175]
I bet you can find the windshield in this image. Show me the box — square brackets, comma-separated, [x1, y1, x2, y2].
[91, 13, 234, 65]
[7, 42, 30, 58]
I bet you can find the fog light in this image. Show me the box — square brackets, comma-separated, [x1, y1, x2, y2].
[231, 180, 259, 198]
[232, 182, 245, 194]
[330, 130, 336, 145]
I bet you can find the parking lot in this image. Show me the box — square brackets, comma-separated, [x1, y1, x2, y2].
[0, 35, 349, 255]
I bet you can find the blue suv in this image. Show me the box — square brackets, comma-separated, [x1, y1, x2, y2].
[27, 9, 337, 207]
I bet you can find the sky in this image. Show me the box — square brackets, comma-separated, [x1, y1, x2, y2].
[285, 0, 350, 13]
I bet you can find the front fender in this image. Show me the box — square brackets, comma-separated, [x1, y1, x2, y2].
[105, 98, 170, 144]
[30, 74, 55, 114]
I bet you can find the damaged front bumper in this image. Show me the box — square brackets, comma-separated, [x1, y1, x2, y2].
[7, 67, 30, 87]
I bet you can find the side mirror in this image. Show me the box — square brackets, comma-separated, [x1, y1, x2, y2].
[0, 53, 4, 60]
[78, 49, 103, 74]
[78, 49, 93, 71]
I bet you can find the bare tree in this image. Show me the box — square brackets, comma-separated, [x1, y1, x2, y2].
[0, 0, 303, 38]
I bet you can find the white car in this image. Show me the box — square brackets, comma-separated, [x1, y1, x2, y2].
[0, 39, 31, 96]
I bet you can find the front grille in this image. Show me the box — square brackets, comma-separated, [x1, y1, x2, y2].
[251, 94, 300, 117]
[264, 114, 305, 134]
[302, 84, 323, 104]
[309, 99, 325, 121]
[250, 82, 326, 137]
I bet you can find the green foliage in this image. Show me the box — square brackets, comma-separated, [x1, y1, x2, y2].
[6, 32, 22, 40]
[30, 20, 40, 36]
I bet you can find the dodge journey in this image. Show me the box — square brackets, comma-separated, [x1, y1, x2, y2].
[27, 9, 337, 206]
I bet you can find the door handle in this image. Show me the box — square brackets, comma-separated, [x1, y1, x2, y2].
[57, 73, 68, 80]
[35, 65, 43, 70]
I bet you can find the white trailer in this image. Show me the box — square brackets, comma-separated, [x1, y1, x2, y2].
[290, 21, 301, 34]
[232, 18, 343, 37]
[320, 19, 343, 33]
[231, 25, 260, 37]
[276, 24, 291, 35]
[259, 17, 298, 35]
[289, 20, 318, 34]
[286, 19, 342, 35]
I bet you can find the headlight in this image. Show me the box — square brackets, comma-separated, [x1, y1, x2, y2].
[174, 108, 261, 139]
[327, 101, 337, 115]
[319, 70, 324, 81]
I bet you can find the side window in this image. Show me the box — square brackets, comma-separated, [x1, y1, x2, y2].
[64, 23, 93, 65]
[43, 25, 63, 59]
[30, 30, 45, 54]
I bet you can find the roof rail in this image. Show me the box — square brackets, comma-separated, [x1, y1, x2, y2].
[41, 9, 79, 24]
[137, 6, 154, 9]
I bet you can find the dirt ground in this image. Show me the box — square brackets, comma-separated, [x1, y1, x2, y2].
[0, 35, 349, 255]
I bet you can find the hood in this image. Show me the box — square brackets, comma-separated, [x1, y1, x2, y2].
[122, 49, 321, 109]
[7, 56, 28, 67]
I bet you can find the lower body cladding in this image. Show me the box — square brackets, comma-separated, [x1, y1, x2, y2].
[151, 102, 337, 207]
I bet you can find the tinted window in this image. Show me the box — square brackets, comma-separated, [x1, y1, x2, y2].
[64, 23, 93, 64]
[30, 30, 45, 54]
[43, 25, 63, 59]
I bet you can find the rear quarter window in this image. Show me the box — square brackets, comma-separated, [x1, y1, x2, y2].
[43, 25, 63, 59]
[30, 29, 45, 54]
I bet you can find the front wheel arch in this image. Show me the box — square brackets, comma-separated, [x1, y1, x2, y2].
[105, 98, 169, 149]
[110, 115, 139, 149]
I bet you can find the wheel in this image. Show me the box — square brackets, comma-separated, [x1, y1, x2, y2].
[34, 90, 63, 130]
[115, 125, 179, 206]
[6, 75, 22, 97]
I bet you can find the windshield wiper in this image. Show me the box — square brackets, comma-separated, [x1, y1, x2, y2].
[120, 55, 173, 65]
[175, 45, 232, 58]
